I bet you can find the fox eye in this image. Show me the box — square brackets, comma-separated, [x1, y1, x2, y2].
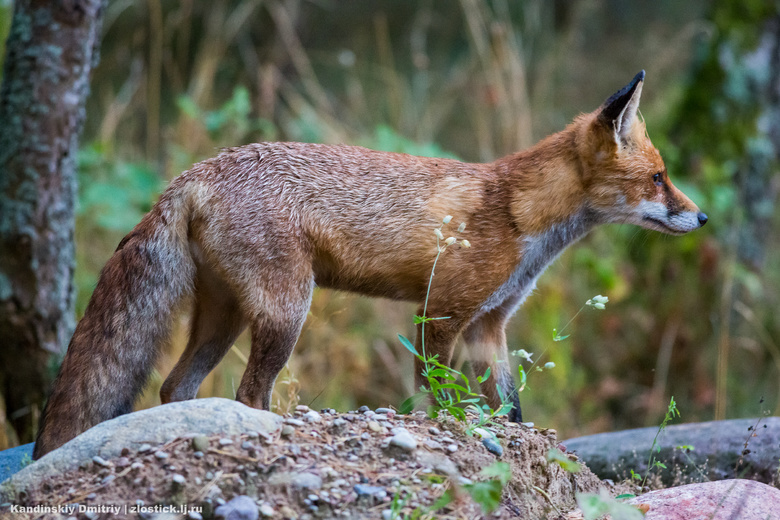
[653, 172, 663, 185]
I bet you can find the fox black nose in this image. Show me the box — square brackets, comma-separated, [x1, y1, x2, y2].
[697, 212, 708, 226]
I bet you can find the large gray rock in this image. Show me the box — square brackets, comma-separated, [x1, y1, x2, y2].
[563, 418, 780, 485]
[628, 479, 780, 519]
[1, 398, 282, 497]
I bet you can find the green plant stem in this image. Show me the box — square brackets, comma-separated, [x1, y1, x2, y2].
[642, 397, 678, 489]
[532, 486, 563, 516]
[421, 233, 444, 359]
[555, 303, 587, 339]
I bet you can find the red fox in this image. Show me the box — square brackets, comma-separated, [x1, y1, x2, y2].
[33, 71, 706, 458]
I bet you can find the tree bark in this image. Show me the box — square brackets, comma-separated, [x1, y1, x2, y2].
[0, 0, 104, 444]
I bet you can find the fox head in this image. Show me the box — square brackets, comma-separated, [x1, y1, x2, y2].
[579, 70, 707, 235]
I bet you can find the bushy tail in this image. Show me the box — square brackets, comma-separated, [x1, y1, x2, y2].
[33, 192, 194, 459]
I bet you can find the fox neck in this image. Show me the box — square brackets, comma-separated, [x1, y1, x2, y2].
[477, 127, 600, 314]
[496, 124, 600, 238]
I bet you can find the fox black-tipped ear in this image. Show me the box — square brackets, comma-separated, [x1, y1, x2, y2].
[599, 70, 645, 144]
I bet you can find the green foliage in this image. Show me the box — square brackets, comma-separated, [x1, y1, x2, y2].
[576, 490, 645, 520]
[361, 125, 459, 159]
[77, 144, 164, 232]
[177, 86, 276, 146]
[546, 447, 582, 474]
[0, 0, 12, 75]
[642, 396, 680, 489]
[388, 462, 510, 519]
[461, 462, 512, 513]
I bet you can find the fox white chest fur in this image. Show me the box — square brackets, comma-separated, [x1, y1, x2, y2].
[478, 209, 596, 315]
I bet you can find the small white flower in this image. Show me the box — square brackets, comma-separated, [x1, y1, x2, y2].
[457, 222, 467, 233]
[434, 228, 444, 240]
[460, 239, 471, 248]
[444, 237, 457, 246]
[544, 362, 556, 370]
[443, 215, 453, 224]
[512, 349, 534, 363]
[586, 295, 608, 309]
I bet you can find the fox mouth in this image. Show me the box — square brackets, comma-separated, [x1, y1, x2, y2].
[642, 216, 688, 235]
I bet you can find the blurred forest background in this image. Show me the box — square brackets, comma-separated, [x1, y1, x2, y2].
[1, 0, 779, 449]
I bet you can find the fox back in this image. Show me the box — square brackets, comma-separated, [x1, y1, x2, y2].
[33, 70, 706, 458]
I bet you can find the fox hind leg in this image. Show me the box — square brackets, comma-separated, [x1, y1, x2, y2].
[160, 264, 247, 403]
[235, 277, 314, 411]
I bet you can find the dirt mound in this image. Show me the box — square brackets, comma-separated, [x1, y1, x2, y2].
[2, 408, 608, 519]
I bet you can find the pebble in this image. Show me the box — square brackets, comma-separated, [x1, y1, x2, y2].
[447, 444, 458, 453]
[296, 405, 311, 413]
[192, 435, 210, 452]
[194, 451, 204, 459]
[154, 451, 169, 460]
[241, 440, 254, 450]
[246, 431, 260, 439]
[188, 512, 203, 520]
[521, 422, 535, 428]
[303, 410, 322, 423]
[292, 472, 323, 490]
[389, 431, 417, 451]
[214, 495, 259, 520]
[367, 421, 381, 432]
[172, 474, 186, 486]
[91, 455, 111, 468]
[281, 425, 295, 437]
[259, 503, 275, 517]
[354, 484, 387, 499]
[424, 439, 443, 450]
[482, 438, 504, 457]
[115, 456, 131, 468]
[100, 475, 115, 486]
[218, 438, 234, 446]
[375, 407, 394, 415]
[285, 418, 305, 427]
[428, 427, 441, 436]
[138, 443, 152, 453]
[382, 510, 393, 520]
[358, 405, 370, 413]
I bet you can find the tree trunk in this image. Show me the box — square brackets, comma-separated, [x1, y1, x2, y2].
[0, 0, 104, 445]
